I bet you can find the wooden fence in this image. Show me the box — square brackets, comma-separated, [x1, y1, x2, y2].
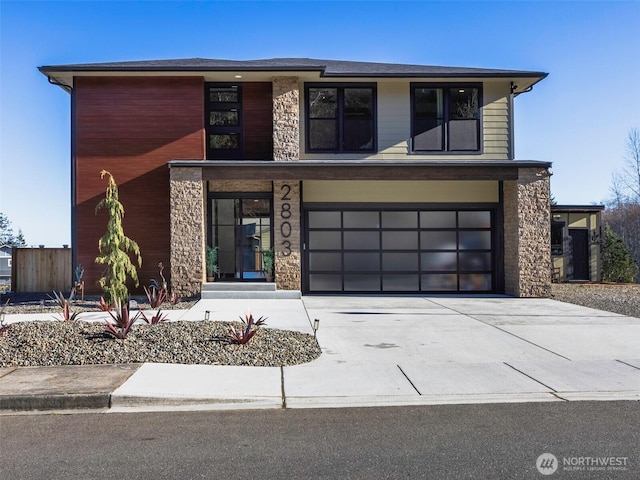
[11, 247, 72, 292]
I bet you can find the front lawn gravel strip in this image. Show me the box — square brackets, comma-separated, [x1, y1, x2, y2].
[551, 283, 640, 319]
[0, 293, 321, 368]
[0, 320, 321, 368]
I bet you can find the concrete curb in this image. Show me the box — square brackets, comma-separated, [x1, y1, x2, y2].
[0, 364, 141, 412]
[0, 393, 111, 411]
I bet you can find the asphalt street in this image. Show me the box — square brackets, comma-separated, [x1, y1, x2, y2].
[1, 401, 638, 479]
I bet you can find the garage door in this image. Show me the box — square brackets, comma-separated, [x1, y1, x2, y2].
[305, 208, 495, 293]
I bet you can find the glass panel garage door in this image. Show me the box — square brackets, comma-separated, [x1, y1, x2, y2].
[305, 209, 494, 293]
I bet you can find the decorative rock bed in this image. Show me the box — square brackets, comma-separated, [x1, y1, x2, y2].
[0, 294, 321, 368]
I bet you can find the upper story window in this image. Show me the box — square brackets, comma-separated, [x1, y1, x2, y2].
[411, 84, 481, 153]
[205, 83, 242, 159]
[305, 84, 376, 153]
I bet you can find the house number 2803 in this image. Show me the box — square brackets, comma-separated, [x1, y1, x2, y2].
[280, 184, 292, 256]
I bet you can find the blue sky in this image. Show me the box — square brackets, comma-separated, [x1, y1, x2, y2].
[1, 0, 639, 246]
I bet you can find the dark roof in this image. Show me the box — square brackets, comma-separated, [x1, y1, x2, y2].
[39, 57, 548, 79]
[551, 205, 605, 212]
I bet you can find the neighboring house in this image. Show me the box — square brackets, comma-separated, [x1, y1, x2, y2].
[0, 245, 11, 287]
[39, 58, 551, 297]
[551, 205, 604, 282]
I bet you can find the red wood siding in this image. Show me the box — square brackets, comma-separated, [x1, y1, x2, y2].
[74, 76, 204, 295]
[243, 82, 273, 160]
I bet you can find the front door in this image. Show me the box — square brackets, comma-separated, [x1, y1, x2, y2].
[210, 196, 272, 281]
[569, 229, 589, 280]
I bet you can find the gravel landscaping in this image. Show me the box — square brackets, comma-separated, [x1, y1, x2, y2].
[551, 283, 640, 318]
[0, 293, 321, 368]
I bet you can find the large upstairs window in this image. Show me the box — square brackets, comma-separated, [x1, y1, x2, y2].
[411, 84, 481, 153]
[205, 83, 242, 159]
[305, 84, 376, 153]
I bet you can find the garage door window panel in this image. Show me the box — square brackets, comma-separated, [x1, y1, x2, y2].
[383, 252, 419, 271]
[309, 252, 342, 271]
[345, 274, 380, 291]
[344, 252, 380, 272]
[309, 231, 342, 250]
[309, 274, 342, 291]
[343, 211, 380, 228]
[422, 274, 458, 291]
[459, 211, 491, 228]
[460, 274, 492, 291]
[421, 251, 457, 271]
[459, 252, 491, 271]
[420, 211, 457, 228]
[382, 231, 418, 249]
[459, 231, 491, 250]
[381, 211, 418, 229]
[344, 231, 380, 250]
[308, 211, 341, 228]
[383, 274, 419, 291]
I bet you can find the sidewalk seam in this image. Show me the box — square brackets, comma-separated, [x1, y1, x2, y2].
[503, 362, 558, 392]
[397, 365, 422, 395]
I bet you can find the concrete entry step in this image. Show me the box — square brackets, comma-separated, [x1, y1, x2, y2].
[201, 282, 301, 299]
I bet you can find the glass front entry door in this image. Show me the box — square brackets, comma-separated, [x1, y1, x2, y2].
[210, 197, 272, 281]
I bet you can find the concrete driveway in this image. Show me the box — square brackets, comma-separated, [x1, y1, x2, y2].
[284, 295, 640, 408]
[8, 294, 634, 412]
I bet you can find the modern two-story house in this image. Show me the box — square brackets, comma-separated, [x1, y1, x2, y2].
[39, 58, 551, 298]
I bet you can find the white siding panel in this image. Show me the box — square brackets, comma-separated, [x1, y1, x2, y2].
[377, 82, 411, 155]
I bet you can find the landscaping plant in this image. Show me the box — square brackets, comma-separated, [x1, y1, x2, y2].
[144, 283, 167, 309]
[72, 263, 85, 300]
[228, 311, 267, 345]
[0, 298, 10, 336]
[95, 170, 142, 305]
[48, 290, 81, 321]
[140, 308, 168, 325]
[145, 263, 179, 308]
[99, 297, 112, 311]
[104, 300, 141, 339]
[602, 224, 638, 283]
[206, 246, 219, 280]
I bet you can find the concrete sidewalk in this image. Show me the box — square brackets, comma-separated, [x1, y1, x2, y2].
[1, 296, 639, 413]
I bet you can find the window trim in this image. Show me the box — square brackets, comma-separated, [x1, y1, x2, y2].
[551, 221, 565, 256]
[205, 83, 244, 159]
[410, 82, 483, 154]
[304, 83, 377, 154]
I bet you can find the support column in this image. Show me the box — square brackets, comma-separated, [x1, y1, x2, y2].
[503, 167, 552, 297]
[273, 181, 301, 291]
[272, 77, 301, 291]
[169, 166, 204, 297]
[272, 76, 299, 162]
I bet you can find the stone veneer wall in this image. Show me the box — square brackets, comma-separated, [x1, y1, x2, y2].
[208, 180, 272, 193]
[503, 167, 552, 297]
[272, 76, 302, 291]
[169, 167, 205, 297]
[272, 77, 299, 162]
[273, 180, 301, 290]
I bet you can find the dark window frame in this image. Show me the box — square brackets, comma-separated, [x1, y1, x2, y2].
[551, 221, 564, 256]
[410, 82, 483, 154]
[205, 83, 243, 159]
[304, 83, 377, 154]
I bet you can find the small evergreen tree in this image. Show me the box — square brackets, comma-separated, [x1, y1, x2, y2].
[0, 212, 27, 247]
[602, 224, 638, 283]
[95, 170, 142, 304]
